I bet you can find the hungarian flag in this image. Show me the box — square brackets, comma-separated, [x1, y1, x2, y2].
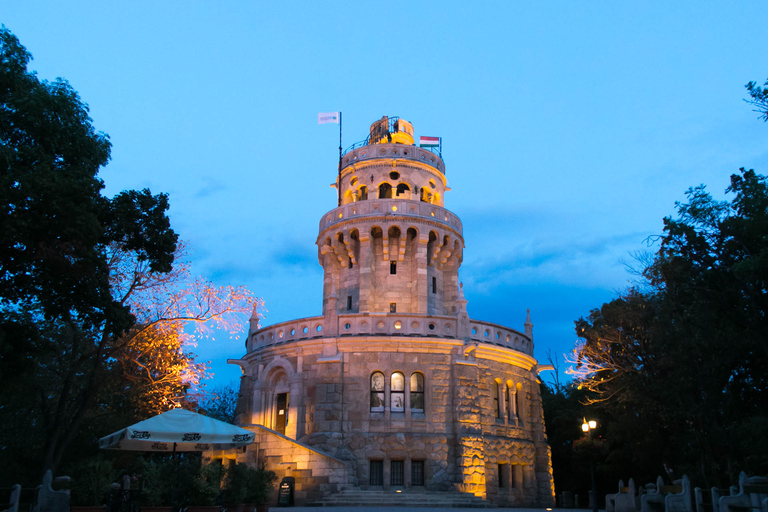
[318, 112, 340, 124]
[419, 136, 440, 147]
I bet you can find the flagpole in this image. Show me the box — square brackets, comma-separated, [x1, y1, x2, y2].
[337, 112, 342, 206]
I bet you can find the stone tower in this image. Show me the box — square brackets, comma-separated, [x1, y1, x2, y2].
[319, 116, 463, 334]
[229, 117, 555, 508]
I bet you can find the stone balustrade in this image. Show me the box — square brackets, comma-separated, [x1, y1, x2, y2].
[342, 144, 445, 173]
[318, 199, 463, 234]
[249, 314, 532, 356]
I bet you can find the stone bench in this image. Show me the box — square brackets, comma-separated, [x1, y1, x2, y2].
[720, 473, 768, 512]
[0, 484, 21, 512]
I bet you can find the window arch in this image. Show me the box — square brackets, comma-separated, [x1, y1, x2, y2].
[493, 380, 502, 419]
[410, 373, 424, 411]
[515, 383, 524, 425]
[391, 372, 405, 412]
[378, 183, 393, 199]
[370, 372, 385, 412]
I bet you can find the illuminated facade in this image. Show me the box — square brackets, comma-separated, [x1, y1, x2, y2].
[228, 117, 555, 507]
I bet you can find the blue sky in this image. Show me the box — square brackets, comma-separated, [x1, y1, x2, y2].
[5, 2, 768, 388]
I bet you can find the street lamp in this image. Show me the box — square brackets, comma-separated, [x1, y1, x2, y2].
[582, 418, 598, 512]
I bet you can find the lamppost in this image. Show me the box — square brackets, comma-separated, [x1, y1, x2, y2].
[582, 418, 598, 512]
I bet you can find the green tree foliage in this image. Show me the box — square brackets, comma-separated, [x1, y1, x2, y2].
[200, 383, 240, 424]
[0, 28, 259, 484]
[0, 26, 178, 481]
[746, 78, 768, 122]
[569, 169, 768, 486]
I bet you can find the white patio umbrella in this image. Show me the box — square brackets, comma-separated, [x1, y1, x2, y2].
[98, 408, 255, 453]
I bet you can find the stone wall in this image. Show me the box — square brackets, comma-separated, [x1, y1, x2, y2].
[234, 335, 555, 506]
[238, 426, 353, 506]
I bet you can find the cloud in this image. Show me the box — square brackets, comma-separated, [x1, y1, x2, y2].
[194, 177, 227, 198]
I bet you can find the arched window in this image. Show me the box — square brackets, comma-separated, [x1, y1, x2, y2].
[359, 185, 368, 200]
[370, 372, 385, 412]
[391, 372, 405, 412]
[493, 380, 501, 419]
[515, 384, 523, 425]
[410, 373, 424, 412]
[396, 183, 411, 198]
[378, 183, 392, 199]
[506, 383, 513, 422]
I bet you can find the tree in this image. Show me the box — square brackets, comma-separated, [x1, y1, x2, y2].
[199, 383, 240, 424]
[569, 169, 768, 486]
[746, 78, 768, 121]
[0, 27, 260, 482]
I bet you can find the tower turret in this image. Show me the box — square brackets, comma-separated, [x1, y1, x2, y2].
[317, 117, 463, 322]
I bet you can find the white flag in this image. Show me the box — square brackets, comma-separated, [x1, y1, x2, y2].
[318, 112, 340, 124]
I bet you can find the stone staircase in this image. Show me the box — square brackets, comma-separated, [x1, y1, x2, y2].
[306, 488, 495, 508]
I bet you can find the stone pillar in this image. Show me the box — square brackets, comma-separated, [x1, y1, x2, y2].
[453, 357, 485, 497]
[324, 283, 339, 337]
[416, 234, 429, 313]
[358, 233, 372, 312]
[457, 283, 470, 342]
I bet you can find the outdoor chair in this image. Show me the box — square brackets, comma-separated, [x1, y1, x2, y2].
[641, 476, 667, 512]
[665, 475, 693, 512]
[607, 479, 626, 512]
[0, 484, 21, 512]
[719, 472, 768, 512]
[695, 485, 736, 512]
[30, 471, 69, 512]
[615, 478, 639, 512]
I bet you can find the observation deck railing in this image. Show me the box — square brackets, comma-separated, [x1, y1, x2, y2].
[343, 138, 443, 162]
[318, 199, 463, 235]
[248, 314, 533, 357]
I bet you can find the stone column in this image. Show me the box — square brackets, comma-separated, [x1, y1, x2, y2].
[416, 234, 429, 313]
[358, 233, 372, 312]
[453, 357, 485, 497]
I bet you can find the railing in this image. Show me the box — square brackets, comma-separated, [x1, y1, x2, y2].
[342, 115, 443, 160]
[318, 199, 463, 234]
[248, 314, 533, 356]
[344, 137, 443, 160]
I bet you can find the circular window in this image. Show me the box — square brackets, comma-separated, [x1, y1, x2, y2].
[302, 326, 309, 334]
[316, 325, 322, 332]
[377, 321, 385, 329]
[290, 328, 295, 335]
[471, 327, 477, 335]
[445, 323, 452, 331]
[411, 321, 419, 329]
[428, 323, 435, 331]
[484, 330, 490, 338]
[389, 171, 400, 180]
[268, 333, 273, 340]
[344, 322, 351, 330]
[429, 179, 436, 189]
[278, 330, 284, 339]
[394, 321, 402, 330]
[506, 334, 511, 342]
[350, 177, 358, 187]
[360, 321, 369, 330]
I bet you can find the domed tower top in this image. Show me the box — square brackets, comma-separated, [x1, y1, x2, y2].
[336, 116, 448, 207]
